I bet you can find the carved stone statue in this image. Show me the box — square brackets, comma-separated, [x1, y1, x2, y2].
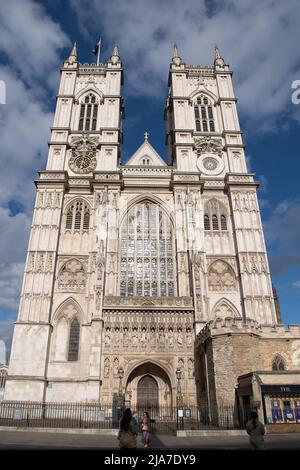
[188, 358, 194, 378]
[104, 358, 110, 378]
[177, 329, 183, 345]
[104, 329, 111, 347]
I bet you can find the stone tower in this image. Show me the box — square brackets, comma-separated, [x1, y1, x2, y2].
[5, 44, 277, 407]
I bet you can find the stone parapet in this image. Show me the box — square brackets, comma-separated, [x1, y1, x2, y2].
[196, 318, 300, 345]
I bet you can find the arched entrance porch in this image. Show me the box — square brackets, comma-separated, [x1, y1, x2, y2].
[125, 361, 173, 408]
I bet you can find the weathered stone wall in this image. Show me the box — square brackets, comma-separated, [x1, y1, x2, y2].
[196, 319, 300, 408]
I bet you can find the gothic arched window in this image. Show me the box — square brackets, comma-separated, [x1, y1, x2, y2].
[194, 96, 215, 133]
[220, 214, 227, 230]
[68, 318, 80, 361]
[204, 199, 228, 231]
[204, 214, 210, 230]
[65, 200, 90, 232]
[272, 355, 286, 371]
[119, 201, 176, 297]
[78, 93, 98, 131]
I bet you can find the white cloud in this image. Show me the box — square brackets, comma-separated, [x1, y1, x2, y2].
[0, 66, 53, 211]
[0, 0, 69, 90]
[70, 0, 300, 130]
[264, 198, 300, 274]
[0, 207, 30, 311]
[293, 281, 300, 289]
[0, 1, 70, 345]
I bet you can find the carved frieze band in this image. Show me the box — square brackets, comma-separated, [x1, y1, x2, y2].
[103, 319, 194, 353]
[104, 296, 193, 308]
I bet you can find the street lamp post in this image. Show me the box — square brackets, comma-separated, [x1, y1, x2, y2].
[118, 367, 124, 397]
[176, 368, 183, 407]
[176, 367, 184, 430]
[114, 366, 124, 426]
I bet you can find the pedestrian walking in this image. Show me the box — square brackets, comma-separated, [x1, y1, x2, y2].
[117, 408, 137, 449]
[246, 411, 266, 450]
[141, 411, 151, 447]
[131, 410, 140, 434]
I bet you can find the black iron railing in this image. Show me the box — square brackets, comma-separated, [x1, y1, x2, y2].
[0, 401, 250, 433]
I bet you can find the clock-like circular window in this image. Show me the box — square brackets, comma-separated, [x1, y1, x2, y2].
[203, 157, 218, 171]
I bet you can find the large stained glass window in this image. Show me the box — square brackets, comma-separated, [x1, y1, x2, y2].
[119, 202, 176, 297]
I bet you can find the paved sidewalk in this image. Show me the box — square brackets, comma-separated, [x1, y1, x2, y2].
[0, 429, 300, 449]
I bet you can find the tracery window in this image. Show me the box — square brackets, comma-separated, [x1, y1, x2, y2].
[204, 199, 228, 231]
[119, 201, 176, 297]
[208, 260, 236, 291]
[78, 93, 98, 131]
[65, 200, 90, 232]
[68, 318, 80, 361]
[194, 96, 215, 133]
[272, 355, 286, 371]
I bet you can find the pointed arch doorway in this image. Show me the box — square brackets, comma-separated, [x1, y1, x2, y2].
[137, 375, 159, 408]
[126, 361, 172, 408]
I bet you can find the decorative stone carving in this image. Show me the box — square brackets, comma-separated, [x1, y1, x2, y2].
[104, 296, 193, 308]
[113, 358, 119, 377]
[232, 192, 257, 212]
[178, 358, 184, 378]
[208, 260, 236, 291]
[213, 301, 239, 320]
[177, 328, 183, 346]
[188, 358, 194, 378]
[241, 254, 268, 275]
[69, 133, 98, 174]
[58, 259, 86, 290]
[194, 136, 223, 156]
[104, 329, 111, 347]
[36, 253, 45, 272]
[186, 329, 193, 347]
[37, 191, 61, 208]
[104, 358, 110, 378]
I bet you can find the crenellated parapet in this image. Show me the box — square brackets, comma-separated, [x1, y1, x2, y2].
[196, 317, 300, 345]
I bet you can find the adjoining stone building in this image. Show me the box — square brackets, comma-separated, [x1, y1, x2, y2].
[4, 43, 300, 419]
[196, 319, 300, 424]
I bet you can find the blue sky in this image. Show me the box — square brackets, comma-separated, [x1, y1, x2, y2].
[0, 0, 300, 360]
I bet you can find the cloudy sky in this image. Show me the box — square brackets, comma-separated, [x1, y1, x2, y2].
[0, 0, 299, 360]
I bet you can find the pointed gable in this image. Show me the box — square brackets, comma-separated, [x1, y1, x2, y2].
[126, 137, 167, 167]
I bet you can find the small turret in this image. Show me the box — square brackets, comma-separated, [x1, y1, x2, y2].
[172, 44, 182, 66]
[67, 42, 77, 64]
[214, 45, 225, 68]
[110, 42, 121, 64]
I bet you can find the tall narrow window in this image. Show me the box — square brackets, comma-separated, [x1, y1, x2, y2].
[78, 93, 98, 131]
[204, 200, 229, 232]
[194, 96, 215, 133]
[68, 318, 80, 361]
[119, 202, 176, 297]
[65, 200, 90, 232]
[212, 214, 219, 230]
[204, 214, 210, 230]
[220, 215, 227, 230]
[66, 208, 73, 230]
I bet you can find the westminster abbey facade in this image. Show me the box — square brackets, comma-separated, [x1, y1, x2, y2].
[6, 43, 300, 417]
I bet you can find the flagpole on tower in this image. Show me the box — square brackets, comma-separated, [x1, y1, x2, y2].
[97, 38, 101, 65]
